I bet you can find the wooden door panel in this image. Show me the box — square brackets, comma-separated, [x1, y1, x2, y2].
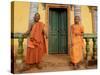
[49, 8, 59, 53]
[49, 8, 68, 54]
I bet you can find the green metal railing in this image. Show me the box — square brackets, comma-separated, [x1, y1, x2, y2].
[11, 33, 97, 66]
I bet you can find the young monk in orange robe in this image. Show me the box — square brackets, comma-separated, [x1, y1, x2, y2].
[70, 16, 84, 69]
[23, 13, 47, 70]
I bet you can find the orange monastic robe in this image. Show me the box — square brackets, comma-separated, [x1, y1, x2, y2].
[25, 22, 46, 64]
[70, 24, 84, 64]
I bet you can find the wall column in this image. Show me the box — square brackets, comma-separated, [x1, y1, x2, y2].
[89, 6, 97, 33]
[74, 5, 81, 17]
[29, 2, 38, 25]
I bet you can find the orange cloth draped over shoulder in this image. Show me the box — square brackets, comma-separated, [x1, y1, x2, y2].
[25, 22, 47, 64]
[70, 24, 84, 64]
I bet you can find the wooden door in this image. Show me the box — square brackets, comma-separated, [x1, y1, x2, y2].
[49, 8, 68, 54]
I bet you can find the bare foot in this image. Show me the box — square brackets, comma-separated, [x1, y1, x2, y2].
[73, 64, 78, 70]
[36, 63, 43, 69]
[19, 64, 32, 72]
[77, 64, 80, 69]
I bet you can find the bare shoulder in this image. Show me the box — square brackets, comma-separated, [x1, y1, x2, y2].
[71, 24, 75, 28]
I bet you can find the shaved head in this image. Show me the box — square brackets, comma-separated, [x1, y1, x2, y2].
[74, 16, 80, 24]
[34, 13, 40, 22]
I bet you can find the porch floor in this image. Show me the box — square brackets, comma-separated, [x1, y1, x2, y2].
[15, 54, 97, 74]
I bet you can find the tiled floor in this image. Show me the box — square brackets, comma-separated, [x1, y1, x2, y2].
[14, 54, 97, 74]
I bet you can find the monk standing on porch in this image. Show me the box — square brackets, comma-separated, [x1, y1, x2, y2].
[23, 13, 47, 70]
[70, 16, 84, 69]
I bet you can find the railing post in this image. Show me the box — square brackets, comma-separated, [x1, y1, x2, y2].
[83, 33, 97, 67]
[16, 33, 24, 64]
[85, 38, 90, 67]
[92, 37, 97, 60]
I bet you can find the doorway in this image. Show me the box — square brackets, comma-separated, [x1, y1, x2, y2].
[49, 8, 68, 54]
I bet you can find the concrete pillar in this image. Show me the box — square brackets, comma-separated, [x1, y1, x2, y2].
[90, 7, 97, 33]
[29, 2, 38, 25]
[74, 5, 81, 16]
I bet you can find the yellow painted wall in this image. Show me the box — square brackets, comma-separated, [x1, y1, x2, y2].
[14, 1, 30, 33]
[12, 2, 94, 55]
[81, 6, 93, 33]
[12, 2, 30, 55]
[38, 3, 46, 24]
[81, 6, 93, 55]
[13, 4, 94, 33]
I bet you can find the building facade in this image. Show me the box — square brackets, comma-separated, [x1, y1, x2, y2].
[12, 2, 97, 55]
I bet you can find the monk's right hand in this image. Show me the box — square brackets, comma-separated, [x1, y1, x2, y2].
[23, 33, 26, 36]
